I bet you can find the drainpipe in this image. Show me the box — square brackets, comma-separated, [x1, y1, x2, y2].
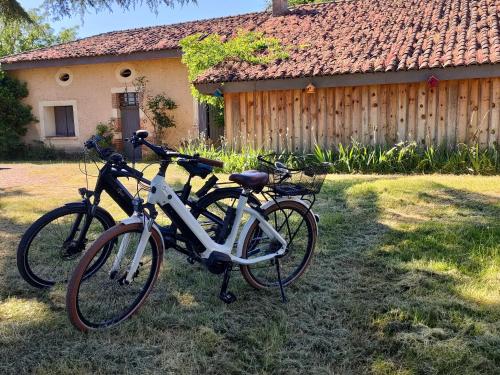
[272, 0, 289, 16]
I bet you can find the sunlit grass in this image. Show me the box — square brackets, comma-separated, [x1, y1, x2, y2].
[0, 298, 50, 323]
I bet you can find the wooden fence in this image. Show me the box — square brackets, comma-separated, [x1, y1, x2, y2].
[224, 77, 500, 152]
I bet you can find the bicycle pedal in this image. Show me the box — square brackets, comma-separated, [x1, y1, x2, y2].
[219, 291, 237, 304]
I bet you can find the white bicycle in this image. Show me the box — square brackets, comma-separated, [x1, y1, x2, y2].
[66, 130, 328, 331]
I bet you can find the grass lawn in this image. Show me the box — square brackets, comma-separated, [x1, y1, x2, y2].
[0, 163, 499, 374]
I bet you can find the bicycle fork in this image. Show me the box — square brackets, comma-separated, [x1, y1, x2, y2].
[109, 199, 156, 284]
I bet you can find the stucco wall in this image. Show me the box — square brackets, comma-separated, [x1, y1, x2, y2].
[9, 58, 198, 151]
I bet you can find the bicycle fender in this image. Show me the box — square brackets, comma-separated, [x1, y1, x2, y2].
[119, 216, 165, 252]
[236, 197, 317, 257]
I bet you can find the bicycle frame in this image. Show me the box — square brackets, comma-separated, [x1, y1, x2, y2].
[119, 170, 289, 282]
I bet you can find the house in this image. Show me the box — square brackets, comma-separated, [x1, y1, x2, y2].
[1, 0, 499, 156]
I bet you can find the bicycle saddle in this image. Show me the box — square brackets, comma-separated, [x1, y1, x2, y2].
[229, 170, 269, 192]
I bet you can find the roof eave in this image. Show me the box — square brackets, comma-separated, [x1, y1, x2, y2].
[0, 49, 182, 71]
[194, 64, 500, 95]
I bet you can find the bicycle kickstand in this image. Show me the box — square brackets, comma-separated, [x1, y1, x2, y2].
[275, 257, 288, 303]
[219, 263, 237, 304]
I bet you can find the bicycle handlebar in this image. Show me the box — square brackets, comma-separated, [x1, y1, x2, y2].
[127, 133, 224, 169]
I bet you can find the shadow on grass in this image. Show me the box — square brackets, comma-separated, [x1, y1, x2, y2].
[369, 185, 500, 374]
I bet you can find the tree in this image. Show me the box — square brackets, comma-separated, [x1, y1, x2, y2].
[0, 71, 36, 157]
[0, 9, 78, 57]
[0, 9, 77, 157]
[0, 0, 32, 23]
[1, 0, 196, 23]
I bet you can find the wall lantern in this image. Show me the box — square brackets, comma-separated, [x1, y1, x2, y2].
[306, 83, 317, 94]
[427, 75, 439, 88]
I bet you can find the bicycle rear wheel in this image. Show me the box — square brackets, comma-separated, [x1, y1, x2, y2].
[66, 223, 163, 331]
[240, 200, 317, 289]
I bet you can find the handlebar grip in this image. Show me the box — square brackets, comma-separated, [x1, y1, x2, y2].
[197, 157, 224, 169]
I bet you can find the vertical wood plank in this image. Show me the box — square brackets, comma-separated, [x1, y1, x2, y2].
[310, 91, 318, 149]
[286, 90, 294, 152]
[254, 92, 263, 149]
[247, 92, 255, 148]
[344, 87, 353, 144]
[468, 79, 480, 145]
[302, 90, 311, 151]
[270, 91, 279, 151]
[369, 85, 378, 145]
[378, 85, 388, 145]
[293, 89, 302, 152]
[224, 93, 234, 148]
[335, 87, 345, 147]
[327, 88, 335, 149]
[351, 86, 362, 142]
[232, 93, 241, 151]
[407, 83, 417, 141]
[436, 81, 448, 143]
[457, 80, 469, 144]
[478, 79, 491, 147]
[388, 85, 398, 144]
[417, 82, 427, 145]
[277, 91, 287, 151]
[397, 84, 408, 141]
[491, 78, 500, 147]
[427, 86, 437, 145]
[239, 92, 247, 149]
[446, 81, 459, 146]
[361, 86, 370, 144]
[262, 91, 271, 150]
[318, 88, 328, 148]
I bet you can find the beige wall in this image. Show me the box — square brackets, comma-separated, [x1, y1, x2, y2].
[10, 57, 198, 151]
[224, 77, 500, 152]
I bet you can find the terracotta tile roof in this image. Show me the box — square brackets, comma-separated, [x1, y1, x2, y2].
[0, 11, 267, 65]
[1, 0, 499, 84]
[196, 0, 500, 83]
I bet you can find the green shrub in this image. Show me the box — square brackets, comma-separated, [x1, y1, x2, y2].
[95, 121, 114, 148]
[0, 72, 36, 158]
[0, 140, 76, 161]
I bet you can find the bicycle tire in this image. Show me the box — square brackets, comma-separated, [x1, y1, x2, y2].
[16, 204, 115, 289]
[240, 200, 317, 289]
[66, 222, 163, 332]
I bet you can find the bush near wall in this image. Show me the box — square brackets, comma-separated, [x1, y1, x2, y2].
[179, 140, 499, 175]
[0, 73, 36, 158]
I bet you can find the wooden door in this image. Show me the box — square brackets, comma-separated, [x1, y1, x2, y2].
[120, 93, 141, 161]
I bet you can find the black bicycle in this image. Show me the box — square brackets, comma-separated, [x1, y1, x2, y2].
[17, 133, 260, 288]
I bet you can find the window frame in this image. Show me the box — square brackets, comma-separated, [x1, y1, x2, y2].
[39, 100, 79, 140]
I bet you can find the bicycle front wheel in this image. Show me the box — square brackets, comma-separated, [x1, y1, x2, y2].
[17, 204, 115, 288]
[240, 200, 317, 289]
[66, 223, 163, 331]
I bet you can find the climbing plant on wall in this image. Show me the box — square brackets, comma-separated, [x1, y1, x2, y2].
[179, 30, 289, 125]
[133, 76, 178, 144]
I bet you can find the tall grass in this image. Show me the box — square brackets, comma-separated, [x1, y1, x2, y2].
[180, 138, 499, 175]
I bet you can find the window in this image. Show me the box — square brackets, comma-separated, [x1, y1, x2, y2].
[54, 106, 75, 137]
[59, 73, 71, 82]
[120, 69, 132, 78]
[120, 92, 139, 107]
[55, 69, 73, 86]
